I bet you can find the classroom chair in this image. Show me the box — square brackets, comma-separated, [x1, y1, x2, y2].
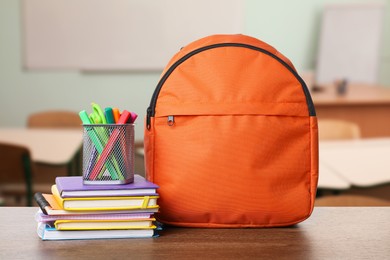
[0, 143, 34, 206]
[318, 119, 361, 140]
[27, 110, 81, 129]
[27, 110, 82, 177]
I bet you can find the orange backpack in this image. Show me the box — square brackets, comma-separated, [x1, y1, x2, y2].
[144, 34, 318, 227]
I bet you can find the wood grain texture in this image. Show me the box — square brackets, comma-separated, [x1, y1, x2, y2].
[312, 84, 390, 137]
[0, 207, 389, 259]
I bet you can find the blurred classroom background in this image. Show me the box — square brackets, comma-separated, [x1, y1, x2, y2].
[1, 0, 390, 206]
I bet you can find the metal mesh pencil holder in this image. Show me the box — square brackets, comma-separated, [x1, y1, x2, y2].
[82, 124, 135, 185]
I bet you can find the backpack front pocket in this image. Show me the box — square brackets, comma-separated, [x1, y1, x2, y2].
[149, 113, 313, 227]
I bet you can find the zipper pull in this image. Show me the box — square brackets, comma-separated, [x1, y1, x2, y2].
[146, 107, 152, 130]
[167, 116, 175, 126]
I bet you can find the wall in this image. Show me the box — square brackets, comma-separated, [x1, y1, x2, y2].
[1, 0, 389, 141]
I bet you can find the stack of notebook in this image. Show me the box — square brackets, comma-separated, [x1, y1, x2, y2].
[34, 174, 159, 240]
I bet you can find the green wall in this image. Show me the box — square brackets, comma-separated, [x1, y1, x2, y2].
[1, 0, 389, 140]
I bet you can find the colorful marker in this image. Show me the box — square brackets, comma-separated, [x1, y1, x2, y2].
[112, 108, 121, 123]
[79, 110, 120, 180]
[88, 111, 131, 180]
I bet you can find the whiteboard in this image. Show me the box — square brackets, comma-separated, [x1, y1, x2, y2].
[22, 0, 244, 71]
[315, 3, 385, 85]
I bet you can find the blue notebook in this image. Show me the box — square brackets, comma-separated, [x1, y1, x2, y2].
[55, 175, 158, 198]
[37, 223, 157, 240]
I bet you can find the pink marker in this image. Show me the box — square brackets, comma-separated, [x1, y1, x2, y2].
[129, 112, 138, 123]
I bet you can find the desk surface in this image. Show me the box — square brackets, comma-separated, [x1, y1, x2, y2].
[318, 162, 350, 189]
[1, 207, 389, 259]
[312, 84, 390, 105]
[320, 138, 390, 187]
[0, 128, 82, 165]
[311, 84, 390, 138]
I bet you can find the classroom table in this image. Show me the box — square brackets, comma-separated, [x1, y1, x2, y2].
[0, 128, 83, 180]
[0, 207, 389, 259]
[319, 138, 390, 187]
[318, 162, 350, 190]
[0, 128, 82, 165]
[311, 84, 390, 137]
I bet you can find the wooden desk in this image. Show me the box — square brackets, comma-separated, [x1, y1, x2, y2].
[311, 84, 390, 137]
[0, 128, 83, 180]
[0, 128, 82, 165]
[320, 138, 390, 187]
[318, 162, 350, 190]
[0, 207, 389, 259]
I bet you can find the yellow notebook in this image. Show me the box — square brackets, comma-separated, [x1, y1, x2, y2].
[35, 193, 159, 215]
[52, 185, 159, 211]
[54, 218, 156, 231]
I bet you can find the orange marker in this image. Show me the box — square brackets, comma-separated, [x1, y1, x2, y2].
[112, 108, 121, 123]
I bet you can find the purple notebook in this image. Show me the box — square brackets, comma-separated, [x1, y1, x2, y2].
[56, 175, 159, 198]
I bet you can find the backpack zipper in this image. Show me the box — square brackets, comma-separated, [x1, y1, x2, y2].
[167, 115, 175, 126]
[146, 43, 316, 130]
